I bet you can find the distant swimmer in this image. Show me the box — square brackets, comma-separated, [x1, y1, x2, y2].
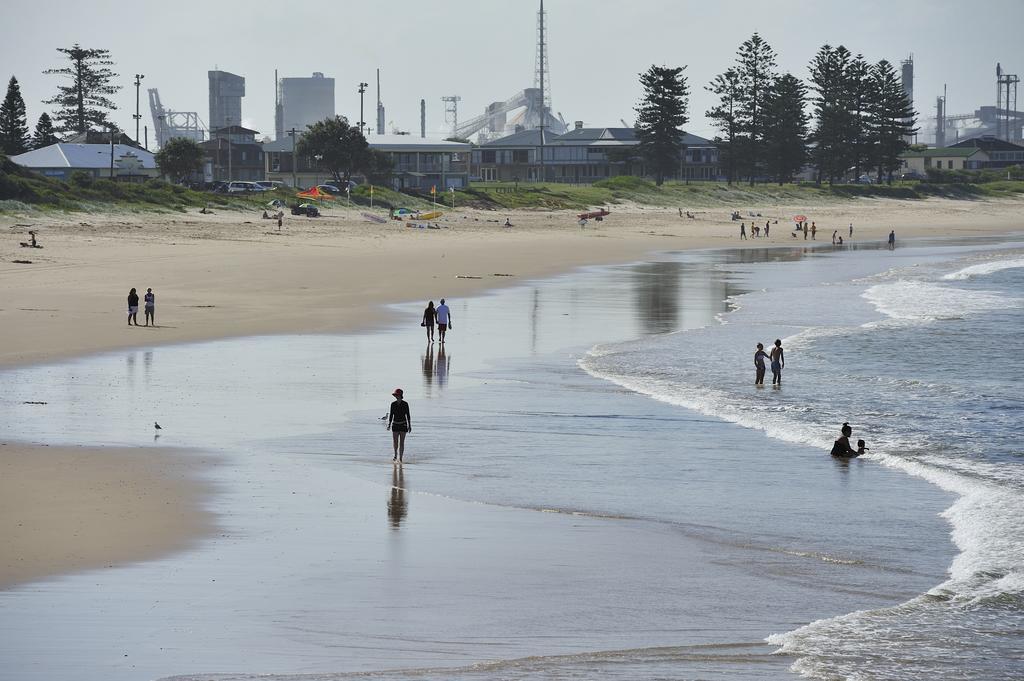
[770, 339, 785, 386]
[857, 439, 869, 455]
[753, 342, 769, 386]
[830, 422, 860, 457]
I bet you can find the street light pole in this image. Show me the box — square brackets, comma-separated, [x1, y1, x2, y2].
[288, 127, 299, 188]
[133, 74, 144, 145]
[358, 82, 368, 135]
[226, 117, 233, 181]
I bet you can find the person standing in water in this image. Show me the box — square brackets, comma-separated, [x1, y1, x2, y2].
[770, 339, 785, 386]
[127, 288, 140, 326]
[422, 301, 436, 343]
[387, 388, 411, 462]
[436, 298, 452, 344]
[144, 288, 155, 327]
[754, 343, 770, 386]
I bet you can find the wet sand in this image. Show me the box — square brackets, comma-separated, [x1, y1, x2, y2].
[0, 443, 215, 589]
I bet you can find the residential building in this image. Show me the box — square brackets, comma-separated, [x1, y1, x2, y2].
[949, 135, 1024, 168]
[9, 143, 158, 181]
[471, 125, 719, 182]
[276, 72, 335, 140]
[899, 147, 990, 175]
[201, 125, 264, 182]
[209, 70, 245, 132]
[263, 135, 472, 190]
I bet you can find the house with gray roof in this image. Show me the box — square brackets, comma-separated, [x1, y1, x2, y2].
[9, 143, 158, 182]
[472, 123, 719, 183]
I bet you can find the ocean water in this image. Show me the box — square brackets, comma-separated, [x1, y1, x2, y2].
[581, 239, 1024, 680]
[1, 235, 1021, 680]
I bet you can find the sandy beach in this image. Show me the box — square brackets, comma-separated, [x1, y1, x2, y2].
[3, 197, 1020, 369]
[0, 197, 1022, 680]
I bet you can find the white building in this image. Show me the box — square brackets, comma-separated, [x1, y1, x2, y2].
[276, 72, 335, 140]
[9, 143, 159, 181]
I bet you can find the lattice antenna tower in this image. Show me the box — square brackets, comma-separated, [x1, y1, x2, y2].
[442, 95, 461, 135]
[534, 0, 550, 111]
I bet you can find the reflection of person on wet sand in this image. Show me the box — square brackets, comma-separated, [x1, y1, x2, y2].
[435, 345, 450, 387]
[387, 465, 407, 529]
[421, 345, 434, 387]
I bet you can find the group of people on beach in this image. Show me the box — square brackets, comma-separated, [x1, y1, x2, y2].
[126, 287, 156, 326]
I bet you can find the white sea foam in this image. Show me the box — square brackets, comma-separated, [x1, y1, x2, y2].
[942, 258, 1024, 281]
[861, 280, 1020, 322]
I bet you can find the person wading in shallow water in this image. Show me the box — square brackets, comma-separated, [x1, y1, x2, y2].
[830, 422, 860, 457]
[754, 342, 769, 386]
[770, 339, 785, 386]
[387, 388, 411, 462]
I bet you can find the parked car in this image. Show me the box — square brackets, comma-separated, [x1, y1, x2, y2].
[256, 180, 289, 191]
[224, 181, 268, 194]
[317, 184, 342, 194]
[900, 171, 926, 181]
[854, 175, 875, 184]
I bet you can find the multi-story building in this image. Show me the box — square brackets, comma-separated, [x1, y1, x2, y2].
[472, 124, 719, 182]
[276, 72, 335, 140]
[208, 70, 245, 132]
[201, 125, 264, 182]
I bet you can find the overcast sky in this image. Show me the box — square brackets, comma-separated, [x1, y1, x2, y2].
[3, 0, 1022, 143]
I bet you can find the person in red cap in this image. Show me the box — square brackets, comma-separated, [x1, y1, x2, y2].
[387, 388, 411, 462]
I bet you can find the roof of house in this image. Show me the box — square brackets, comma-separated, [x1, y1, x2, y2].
[950, 136, 1024, 152]
[263, 135, 471, 153]
[209, 125, 261, 135]
[900, 147, 987, 158]
[10, 143, 157, 169]
[483, 127, 716, 148]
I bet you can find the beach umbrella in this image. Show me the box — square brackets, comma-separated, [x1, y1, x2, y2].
[297, 186, 335, 200]
[793, 214, 807, 223]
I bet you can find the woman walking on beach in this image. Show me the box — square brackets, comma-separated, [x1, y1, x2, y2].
[754, 343, 769, 386]
[770, 339, 785, 386]
[422, 301, 437, 343]
[387, 388, 411, 463]
[127, 288, 139, 326]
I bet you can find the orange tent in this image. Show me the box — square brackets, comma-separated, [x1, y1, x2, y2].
[296, 186, 335, 200]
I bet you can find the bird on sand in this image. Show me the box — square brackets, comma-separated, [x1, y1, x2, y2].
[154, 422, 162, 430]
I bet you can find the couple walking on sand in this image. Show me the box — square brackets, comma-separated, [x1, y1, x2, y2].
[753, 339, 785, 386]
[421, 299, 452, 344]
[127, 287, 156, 326]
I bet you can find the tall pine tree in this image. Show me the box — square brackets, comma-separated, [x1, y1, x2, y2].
[808, 44, 855, 184]
[867, 60, 917, 184]
[845, 55, 873, 181]
[31, 112, 59, 149]
[0, 76, 31, 156]
[734, 33, 778, 185]
[634, 65, 690, 186]
[705, 68, 742, 185]
[762, 74, 809, 184]
[43, 44, 121, 133]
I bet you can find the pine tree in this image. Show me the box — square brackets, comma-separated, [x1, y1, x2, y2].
[706, 68, 742, 185]
[845, 55, 873, 182]
[634, 65, 690, 186]
[762, 74, 810, 184]
[808, 44, 855, 184]
[733, 33, 778, 185]
[31, 112, 59, 149]
[868, 60, 917, 184]
[43, 44, 121, 133]
[0, 76, 31, 155]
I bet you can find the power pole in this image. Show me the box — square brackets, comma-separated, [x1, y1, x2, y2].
[133, 74, 144, 145]
[358, 82, 368, 135]
[537, 0, 546, 183]
[226, 117, 233, 181]
[289, 127, 299, 188]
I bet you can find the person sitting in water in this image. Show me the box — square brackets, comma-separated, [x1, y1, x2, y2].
[857, 439, 869, 455]
[830, 422, 860, 457]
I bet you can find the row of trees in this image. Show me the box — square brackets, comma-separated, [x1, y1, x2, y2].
[636, 33, 917, 186]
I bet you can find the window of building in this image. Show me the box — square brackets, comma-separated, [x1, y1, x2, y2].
[482, 167, 496, 181]
[512, 149, 528, 163]
[241, 151, 247, 161]
[482, 150, 496, 163]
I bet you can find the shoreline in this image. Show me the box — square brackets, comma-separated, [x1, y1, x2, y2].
[0, 199, 1019, 593]
[2, 198, 1022, 369]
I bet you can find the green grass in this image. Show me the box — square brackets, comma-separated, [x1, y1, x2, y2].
[454, 178, 1024, 210]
